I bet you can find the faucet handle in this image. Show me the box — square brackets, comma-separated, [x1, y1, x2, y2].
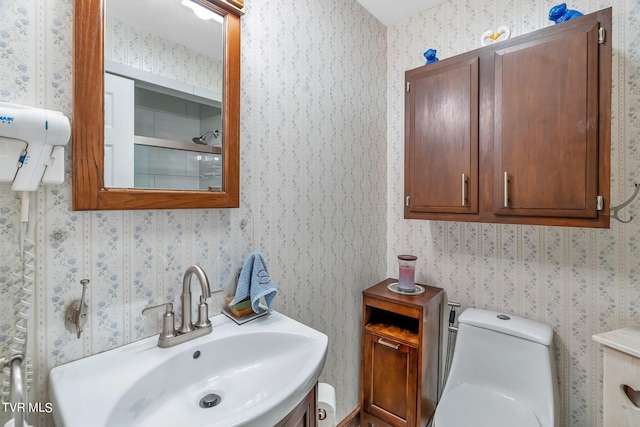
[142, 303, 176, 340]
[195, 296, 212, 329]
[142, 302, 173, 316]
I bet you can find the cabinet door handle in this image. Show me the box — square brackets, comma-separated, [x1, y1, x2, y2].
[377, 338, 399, 350]
[503, 171, 509, 207]
[461, 173, 468, 206]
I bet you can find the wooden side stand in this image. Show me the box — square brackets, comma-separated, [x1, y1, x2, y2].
[360, 278, 443, 427]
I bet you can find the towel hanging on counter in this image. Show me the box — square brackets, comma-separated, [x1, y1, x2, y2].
[230, 252, 277, 313]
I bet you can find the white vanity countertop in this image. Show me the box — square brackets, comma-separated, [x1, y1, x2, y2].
[593, 326, 640, 358]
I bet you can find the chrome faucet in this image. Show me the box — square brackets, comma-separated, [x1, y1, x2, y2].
[143, 265, 218, 348]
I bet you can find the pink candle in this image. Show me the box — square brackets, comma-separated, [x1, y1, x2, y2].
[397, 255, 417, 290]
[398, 266, 415, 290]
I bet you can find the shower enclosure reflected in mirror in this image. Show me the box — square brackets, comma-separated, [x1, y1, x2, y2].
[72, 0, 241, 210]
[105, 0, 223, 191]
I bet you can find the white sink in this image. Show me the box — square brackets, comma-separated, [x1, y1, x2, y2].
[49, 310, 328, 427]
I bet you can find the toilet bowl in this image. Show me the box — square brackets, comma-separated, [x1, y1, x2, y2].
[434, 308, 559, 427]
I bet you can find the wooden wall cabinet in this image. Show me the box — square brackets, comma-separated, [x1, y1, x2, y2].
[360, 279, 443, 427]
[405, 8, 612, 228]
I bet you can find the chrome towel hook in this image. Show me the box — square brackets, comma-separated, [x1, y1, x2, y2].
[611, 183, 640, 224]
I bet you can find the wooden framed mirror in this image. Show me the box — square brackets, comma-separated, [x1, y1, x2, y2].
[72, 0, 242, 210]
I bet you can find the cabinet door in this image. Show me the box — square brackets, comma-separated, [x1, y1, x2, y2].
[362, 332, 419, 426]
[494, 19, 601, 218]
[405, 55, 479, 217]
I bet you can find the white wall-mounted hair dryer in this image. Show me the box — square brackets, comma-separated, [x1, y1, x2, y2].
[0, 101, 71, 191]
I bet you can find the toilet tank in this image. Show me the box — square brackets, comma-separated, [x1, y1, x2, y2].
[443, 308, 559, 427]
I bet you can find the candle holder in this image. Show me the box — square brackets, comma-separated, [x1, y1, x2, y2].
[388, 255, 425, 295]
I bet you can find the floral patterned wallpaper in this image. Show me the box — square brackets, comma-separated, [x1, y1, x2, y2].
[105, 15, 223, 94]
[0, 0, 638, 426]
[0, 0, 386, 426]
[386, 1, 639, 426]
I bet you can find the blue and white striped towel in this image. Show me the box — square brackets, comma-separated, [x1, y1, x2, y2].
[230, 252, 277, 313]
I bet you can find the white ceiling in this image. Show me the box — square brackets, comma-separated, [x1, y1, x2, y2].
[356, 0, 450, 27]
[107, 0, 449, 55]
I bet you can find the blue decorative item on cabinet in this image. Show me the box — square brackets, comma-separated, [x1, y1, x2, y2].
[424, 49, 439, 64]
[548, 3, 583, 24]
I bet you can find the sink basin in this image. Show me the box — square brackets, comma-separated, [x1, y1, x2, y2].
[49, 310, 328, 427]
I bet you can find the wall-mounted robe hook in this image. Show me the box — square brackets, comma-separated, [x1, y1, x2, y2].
[611, 183, 640, 224]
[65, 279, 89, 338]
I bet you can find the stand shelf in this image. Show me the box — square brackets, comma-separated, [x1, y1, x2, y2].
[360, 278, 443, 427]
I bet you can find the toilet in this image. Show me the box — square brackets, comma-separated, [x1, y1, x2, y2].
[433, 308, 559, 427]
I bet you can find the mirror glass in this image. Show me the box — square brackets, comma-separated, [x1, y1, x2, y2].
[72, 0, 241, 210]
[105, 0, 224, 191]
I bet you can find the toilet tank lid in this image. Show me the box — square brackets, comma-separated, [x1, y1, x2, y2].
[458, 308, 554, 346]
